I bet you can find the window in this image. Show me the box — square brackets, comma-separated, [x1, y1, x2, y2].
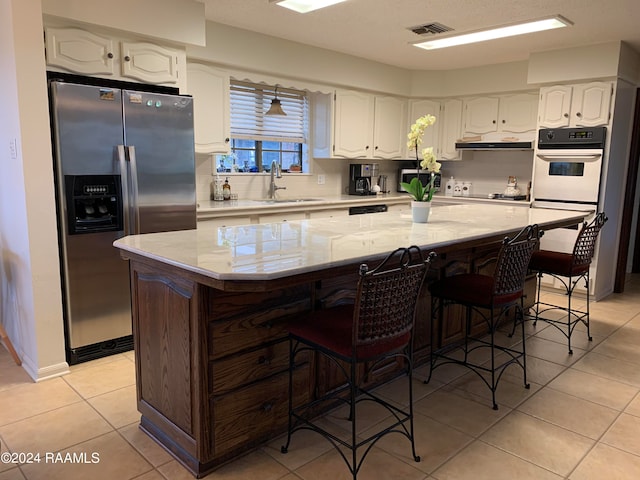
[221, 80, 308, 173]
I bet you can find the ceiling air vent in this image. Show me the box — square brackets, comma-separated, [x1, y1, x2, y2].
[408, 22, 454, 36]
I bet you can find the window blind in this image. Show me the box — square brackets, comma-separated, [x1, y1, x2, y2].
[230, 80, 308, 143]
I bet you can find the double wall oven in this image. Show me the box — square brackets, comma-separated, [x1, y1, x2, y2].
[532, 126, 606, 293]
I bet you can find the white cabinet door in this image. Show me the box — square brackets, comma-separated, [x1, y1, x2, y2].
[187, 63, 230, 154]
[498, 93, 538, 133]
[407, 99, 440, 158]
[307, 209, 350, 219]
[372, 96, 406, 159]
[121, 41, 179, 84]
[538, 85, 573, 128]
[571, 82, 612, 127]
[333, 90, 375, 158]
[440, 98, 463, 160]
[539, 83, 612, 128]
[45, 27, 115, 76]
[463, 97, 499, 135]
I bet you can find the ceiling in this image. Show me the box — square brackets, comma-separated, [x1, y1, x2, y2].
[198, 0, 640, 71]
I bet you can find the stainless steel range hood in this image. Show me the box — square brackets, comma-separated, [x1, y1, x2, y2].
[455, 133, 534, 151]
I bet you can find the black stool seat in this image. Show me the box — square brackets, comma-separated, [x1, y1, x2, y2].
[526, 212, 608, 354]
[281, 246, 435, 480]
[427, 224, 541, 410]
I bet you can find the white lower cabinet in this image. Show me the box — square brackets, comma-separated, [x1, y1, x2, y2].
[308, 209, 350, 219]
[258, 212, 307, 224]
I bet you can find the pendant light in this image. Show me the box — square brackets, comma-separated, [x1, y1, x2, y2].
[266, 85, 287, 116]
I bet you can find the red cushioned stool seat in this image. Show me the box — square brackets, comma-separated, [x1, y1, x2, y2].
[281, 246, 434, 480]
[426, 224, 541, 410]
[525, 212, 608, 354]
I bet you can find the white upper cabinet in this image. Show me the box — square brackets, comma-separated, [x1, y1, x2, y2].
[463, 97, 500, 135]
[186, 63, 230, 154]
[372, 96, 407, 159]
[463, 93, 537, 135]
[498, 93, 538, 133]
[45, 27, 116, 76]
[333, 90, 375, 158]
[440, 98, 463, 160]
[120, 41, 179, 84]
[45, 26, 182, 86]
[406, 99, 440, 158]
[538, 82, 612, 128]
[321, 90, 406, 159]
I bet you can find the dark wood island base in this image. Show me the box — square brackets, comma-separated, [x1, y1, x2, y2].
[116, 207, 587, 477]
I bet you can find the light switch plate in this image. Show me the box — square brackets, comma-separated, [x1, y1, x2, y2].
[317, 174, 325, 185]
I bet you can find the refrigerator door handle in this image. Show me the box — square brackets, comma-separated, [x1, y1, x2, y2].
[116, 144, 132, 235]
[127, 145, 141, 234]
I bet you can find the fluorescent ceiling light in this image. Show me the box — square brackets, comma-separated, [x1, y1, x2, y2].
[413, 15, 572, 50]
[272, 0, 347, 14]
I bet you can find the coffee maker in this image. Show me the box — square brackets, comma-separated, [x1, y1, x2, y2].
[349, 164, 378, 195]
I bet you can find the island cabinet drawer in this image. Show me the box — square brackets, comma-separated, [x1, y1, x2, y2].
[211, 340, 309, 395]
[207, 286, 312, 359]
[211, 365, 309, 457]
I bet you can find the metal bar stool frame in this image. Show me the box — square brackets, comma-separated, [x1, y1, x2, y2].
[281, 246, 435, 480]
[426, 225, 541, 410]
[527, 212, 608, 354]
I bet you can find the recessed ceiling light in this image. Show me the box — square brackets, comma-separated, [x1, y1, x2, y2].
[413, 15, 572, 50]
[271, 0, 347, 14]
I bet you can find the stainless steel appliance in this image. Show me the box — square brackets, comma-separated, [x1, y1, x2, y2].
[532, 127, 606, 209]
[50, 78, 196, 364]
[397, 169, 441, 193]
[349, 164, 378, 195]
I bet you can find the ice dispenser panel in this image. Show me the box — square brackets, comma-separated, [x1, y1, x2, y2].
[65, 175, 123, 234]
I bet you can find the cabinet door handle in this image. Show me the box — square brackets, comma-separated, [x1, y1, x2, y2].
[365, 145, 370, 150]
[258, 356, 272, 365]
[576, 112, 582, 117]
[492, 120, 496, 124]
[124, 55, 131, 62]
[563, 113, 569, 118]
[107, 52, 114, 59]
[225, 138, 230, 143]
[501, 119, 506, 124]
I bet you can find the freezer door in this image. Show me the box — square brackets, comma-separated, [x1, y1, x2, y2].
[123, 90, 196, 233]
[50, 82, 124, 175]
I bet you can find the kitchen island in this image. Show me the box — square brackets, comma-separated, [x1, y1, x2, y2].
[114, 204, 588, 477]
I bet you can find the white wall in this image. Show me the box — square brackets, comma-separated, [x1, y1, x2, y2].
[0, 0, 68, 380]
[187, 21, 413, 96]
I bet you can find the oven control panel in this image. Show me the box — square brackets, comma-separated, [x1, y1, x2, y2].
[538, 127, 606, 149]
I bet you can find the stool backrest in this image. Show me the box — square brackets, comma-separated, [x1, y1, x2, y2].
[572, 212, 608, 269]
[493, 224, 541, 297]
[353, 246, 434, 347]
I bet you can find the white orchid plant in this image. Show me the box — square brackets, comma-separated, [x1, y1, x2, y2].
[401, 115, 441, 202]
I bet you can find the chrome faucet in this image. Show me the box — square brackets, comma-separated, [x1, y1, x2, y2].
[269, 161, 286, 198]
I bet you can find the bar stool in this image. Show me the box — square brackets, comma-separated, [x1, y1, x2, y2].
[426, 225, 541, 410]
[527, 212, 608, 354]
[281, 246, 435, 480]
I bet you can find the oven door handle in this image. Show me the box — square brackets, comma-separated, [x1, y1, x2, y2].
[536, 153, 602, 161]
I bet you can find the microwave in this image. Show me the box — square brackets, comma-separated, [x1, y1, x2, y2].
[397, 169, 441, 193]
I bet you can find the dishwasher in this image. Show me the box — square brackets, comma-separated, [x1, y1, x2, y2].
[348, 204, 388, 215]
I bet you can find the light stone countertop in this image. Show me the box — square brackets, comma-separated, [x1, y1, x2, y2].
[114, 204, 587, 281]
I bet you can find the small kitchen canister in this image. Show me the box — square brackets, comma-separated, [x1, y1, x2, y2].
[462, 182, 472, 197]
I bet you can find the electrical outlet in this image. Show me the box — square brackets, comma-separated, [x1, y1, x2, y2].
[317, 174, 325, 185]
[9, 139, 17, 160]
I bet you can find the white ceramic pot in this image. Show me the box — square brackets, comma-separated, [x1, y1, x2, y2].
[411, 201, 431, 223]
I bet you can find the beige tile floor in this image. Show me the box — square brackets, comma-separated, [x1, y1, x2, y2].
[1, 274, 640, 479]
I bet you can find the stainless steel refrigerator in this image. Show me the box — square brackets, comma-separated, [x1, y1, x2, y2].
[49, 79, 196, 364]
